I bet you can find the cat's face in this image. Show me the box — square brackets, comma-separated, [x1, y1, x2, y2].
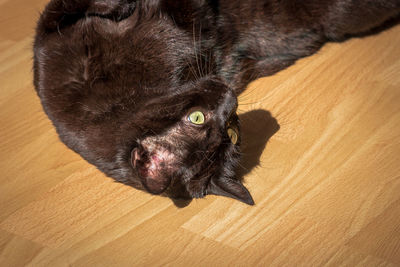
[130, 78, 253, 204]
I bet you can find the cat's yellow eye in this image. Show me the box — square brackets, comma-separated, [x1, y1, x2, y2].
[227, 127, 238, 144]
[188, 111, 205, 125]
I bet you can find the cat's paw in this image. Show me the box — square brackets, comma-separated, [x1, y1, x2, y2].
[186, 180, 207, 199]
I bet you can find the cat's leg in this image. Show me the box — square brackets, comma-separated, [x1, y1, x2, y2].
[219, 0, 400, 93]
[230, 56, 298, 94]
[322, 0, 400, 40]
[230, 45, 325, 94]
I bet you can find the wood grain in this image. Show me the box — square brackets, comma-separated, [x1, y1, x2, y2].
[1, 0, 400, 266]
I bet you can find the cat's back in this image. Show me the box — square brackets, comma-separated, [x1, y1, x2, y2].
[33, 0, 191, 127]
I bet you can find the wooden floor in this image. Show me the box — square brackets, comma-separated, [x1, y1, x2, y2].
[1, 1, 400, 266]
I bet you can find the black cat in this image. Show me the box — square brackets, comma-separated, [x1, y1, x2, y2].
[33, 0, 400, 205]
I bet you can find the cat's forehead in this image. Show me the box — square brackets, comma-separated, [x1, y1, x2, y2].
[193, 79, 238, 110]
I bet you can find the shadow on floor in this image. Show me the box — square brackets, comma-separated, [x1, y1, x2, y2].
[236, 109, 280, 181]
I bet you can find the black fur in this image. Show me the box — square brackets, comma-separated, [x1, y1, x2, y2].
[34, 0, 400, 205]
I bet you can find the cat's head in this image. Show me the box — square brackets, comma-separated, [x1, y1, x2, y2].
[130, 78, 254, 205]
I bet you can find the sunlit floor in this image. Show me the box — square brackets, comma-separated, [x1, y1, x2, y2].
[1, 1, 400, 266]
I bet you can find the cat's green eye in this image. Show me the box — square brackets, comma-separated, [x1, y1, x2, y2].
[188, 111, 205, 125]
[227, 127, 238, 145]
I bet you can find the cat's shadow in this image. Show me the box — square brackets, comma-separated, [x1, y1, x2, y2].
[172, 109, 280, 208]
[236, 109, 280, 181]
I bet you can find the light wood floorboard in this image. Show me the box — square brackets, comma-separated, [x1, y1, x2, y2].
[1, 1, 400, 266]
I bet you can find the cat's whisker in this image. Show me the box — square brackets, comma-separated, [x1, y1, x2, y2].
[192, 22, 203, 79]
[208, 50, 213, 75]
[188, 60, 200, 81]
[183, 50, 200, 82]
[236, 160, 250, 172]
[203, 153, 217, 172]
[203, 151, 216, 164]
[198, 22, 206, 77]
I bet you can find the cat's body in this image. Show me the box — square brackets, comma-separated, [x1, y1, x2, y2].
[34, 0, 400, 205]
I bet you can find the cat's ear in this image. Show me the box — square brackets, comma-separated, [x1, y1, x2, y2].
[131, 147, 172, 195]
[207, 176, 255, 205]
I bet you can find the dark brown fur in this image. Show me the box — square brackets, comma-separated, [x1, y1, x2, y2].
[34, 0, 400, 205]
